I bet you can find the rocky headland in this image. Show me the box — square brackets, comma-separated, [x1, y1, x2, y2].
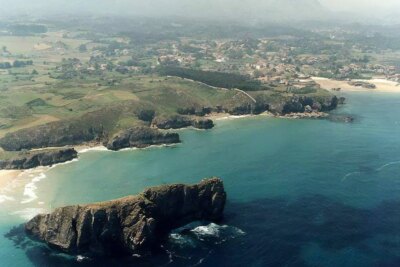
[0, 94, 343, 170]
[105, 127, 180, 151]
[25, 178, 226, 256]
[0, 148, 77, 170]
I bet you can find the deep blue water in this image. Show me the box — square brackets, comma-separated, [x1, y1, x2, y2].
[1, 92, 400, 266]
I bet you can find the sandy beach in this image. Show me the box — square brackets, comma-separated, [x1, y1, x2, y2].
[0, 170, 22, 190]
[74, 144, 108, 153]
[313, 77, 400, 93]
[207, 112, 273, 121]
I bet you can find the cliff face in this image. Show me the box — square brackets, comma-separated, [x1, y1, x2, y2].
[0, 121, 104, 152]
[25, 178, 226, 256]
[105, 127, 180, 151]
[277, 96, 339, 115]
[152, 115, 214, 130]
[0, 149, 77, 170]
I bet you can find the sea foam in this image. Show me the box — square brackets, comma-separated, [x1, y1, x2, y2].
[191, 223, 245, 240]
[169, 222, 245, 247]
[21, 172, 46, 204]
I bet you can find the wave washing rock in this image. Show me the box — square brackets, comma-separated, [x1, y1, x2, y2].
[0, 148, 77, 170]
[105, 126, 180, 151]
[25, 178, 226, 256]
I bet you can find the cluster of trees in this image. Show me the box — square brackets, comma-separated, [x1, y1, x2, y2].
[0, 60, 33, 69]
[8, 24, 47, 36]
[157, 67, 265, 91]
[119, 58, 147, 68]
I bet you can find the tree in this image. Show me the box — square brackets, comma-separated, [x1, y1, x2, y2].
[79, 44, 87, 53]
[31, 69, 38, 75]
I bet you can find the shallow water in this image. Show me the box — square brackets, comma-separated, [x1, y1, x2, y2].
[1, 92, 400, 266]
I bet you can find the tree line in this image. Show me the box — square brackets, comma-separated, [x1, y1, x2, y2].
[0, 60, 33, 69]
[157, 66, 265, 91]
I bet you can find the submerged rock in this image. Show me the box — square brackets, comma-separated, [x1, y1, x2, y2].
[105, 127, 180, 151]
[327, 114, 355, 123]
[25, 178, 226, 256]
[0, 148, 77, 170]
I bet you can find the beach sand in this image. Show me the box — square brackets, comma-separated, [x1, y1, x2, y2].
[207, 112, 273, 121]
[0, 170, 22, 190]
[313, 77, 400, 93]
[74, 144, 107, 153]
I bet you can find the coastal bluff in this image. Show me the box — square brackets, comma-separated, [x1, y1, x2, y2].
[0, 148, 77, 170]
[105, 126, 180, 151]
[25, 178, 226, 256]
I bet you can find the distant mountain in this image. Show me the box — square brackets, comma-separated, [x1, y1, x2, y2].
[141, 0, 329, 22]
[260, 0, 328, 21]
[2, 0, 330, 23]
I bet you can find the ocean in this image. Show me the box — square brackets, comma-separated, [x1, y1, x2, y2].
[1, 92, 400, 267]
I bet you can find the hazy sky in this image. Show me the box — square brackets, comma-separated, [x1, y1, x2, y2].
[0, 0, 399, 23]
[321, 0, 400, 11]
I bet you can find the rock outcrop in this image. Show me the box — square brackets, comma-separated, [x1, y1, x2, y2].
[0, 148, 77, 170]
[191, 118, 214, 129]
[0, 121, 105, 151]
[105, 127, 180, 151]
[25, 178, 226, 256]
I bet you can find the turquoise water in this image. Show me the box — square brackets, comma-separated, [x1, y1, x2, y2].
[1, 92, 400, 266]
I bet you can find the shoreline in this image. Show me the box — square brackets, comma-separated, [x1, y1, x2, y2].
[312, 77, 400, 93]
[277, 111, 328, 119]
[0, 109, 335, 192]
[0, 110, 329, 182]
[206, 111, 273, 121]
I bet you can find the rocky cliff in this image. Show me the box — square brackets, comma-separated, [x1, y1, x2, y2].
[105, 127, 180, 151]
[0, 94, 341, 153]
[0, 148, 77, 170]
[152, 115, 214, 130]
[25, 178, 226, 256]
[276, 95, 340, 115]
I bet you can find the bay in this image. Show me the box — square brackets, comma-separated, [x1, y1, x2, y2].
[1, 92, 400, 267]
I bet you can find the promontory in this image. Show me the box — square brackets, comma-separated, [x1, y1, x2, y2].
[25, 178, 226, 256]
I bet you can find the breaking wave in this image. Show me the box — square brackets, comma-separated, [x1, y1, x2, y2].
[191, 223, 245, 241]
[162, 222, 245, 266]
[21, 173, 46, 204]
[342, 160, 400, 182]
[168, 222, 245, 247]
